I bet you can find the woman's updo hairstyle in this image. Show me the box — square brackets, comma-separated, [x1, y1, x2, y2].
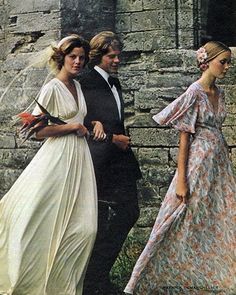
[196, 41, 231, 71]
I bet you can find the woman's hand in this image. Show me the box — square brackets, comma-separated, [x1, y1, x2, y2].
[72, 123, 88, 137]
[176, 180, 189, 204]
[91, 121, 106, 140]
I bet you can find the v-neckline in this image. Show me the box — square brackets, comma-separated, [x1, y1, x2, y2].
[195, 81, 221, 115]
[55, 78, 79, 108]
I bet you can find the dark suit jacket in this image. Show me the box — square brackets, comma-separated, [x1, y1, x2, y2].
[79, 69, 141, 202]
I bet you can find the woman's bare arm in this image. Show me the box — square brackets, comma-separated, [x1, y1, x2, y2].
[35, 123, 88, 139]
[176, 131, 190, 203]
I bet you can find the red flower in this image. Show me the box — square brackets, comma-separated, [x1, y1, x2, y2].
[17, 100, 66, 143]
[18, 112, 39, 124]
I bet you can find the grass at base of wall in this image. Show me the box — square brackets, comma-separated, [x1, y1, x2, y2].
[110, 231, 146, 291]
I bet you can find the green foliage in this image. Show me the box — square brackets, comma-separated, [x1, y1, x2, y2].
[110, 230, 146, 291]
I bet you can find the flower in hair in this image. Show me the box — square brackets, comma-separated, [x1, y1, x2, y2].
[196, 47, 208, 64]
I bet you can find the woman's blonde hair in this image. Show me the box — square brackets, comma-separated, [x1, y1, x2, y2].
[203, 41, 231, 63]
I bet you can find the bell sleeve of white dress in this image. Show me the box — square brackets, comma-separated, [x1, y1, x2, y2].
[152, 85, 199, 134]
[32, 82, 58, 117]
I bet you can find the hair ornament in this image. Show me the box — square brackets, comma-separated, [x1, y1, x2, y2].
[57, 35, 78, 48]
[196, 47, 208, 64]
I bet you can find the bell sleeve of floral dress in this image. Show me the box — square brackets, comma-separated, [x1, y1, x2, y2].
[152, 84, 199, 134]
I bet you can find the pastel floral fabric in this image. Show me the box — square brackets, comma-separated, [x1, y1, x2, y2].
[124, 82, 236, 295]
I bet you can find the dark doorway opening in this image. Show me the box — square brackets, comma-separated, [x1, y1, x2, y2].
[202, 0, 236, 46]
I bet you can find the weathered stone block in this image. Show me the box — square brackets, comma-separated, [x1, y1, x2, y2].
[1, 53, 30, 71]
[126, 113, 157, 127]
[153, 49, 184, 68]
[119, 32, 145, 51]
[224, 85, 236, 105]
[0, 87, 28, 119]
[0, 42, 7, 61]
[0, 132, 15, 148]
[224, 114, 236, 126]
[169, 147, 178, 167]
[3, 32, 56, 54]
[134, 87, 183, 109]
[10, 0, 59, 14]
[24, 68, 49, 88]
[0, 69, 26, 88]
[0, 6, 8, 27]
[131, 10, 175, 32]
[129, 127, 179, 146]
[178, 0, 194, 9]
[143, 0, 174, 10]
[14, 136, 43, 149]
[178, 9, 194, 29]
[141, 165, 175, 187]
[146, 72, 195, 88]
[230, 148, 236, 171]
[0, 148, 36, 169]
[138, 184, 161, 203]
[61, 0, 116, 39]
[178, 29, 195, 48]
[0, 168, 22, 199]
[9, 11, 60, 33]
[116, 0, 143, 13]
[120, 52, 155, 72]
[119, 71, 147, 91]
[122, 90, 134, 104]
[116, 13, 131, 33]
[32, 31, 59, 50]
[149, 31, 176, 51]
[138, 147, 169, 165]
[120, 31, 176, 51]
[223, 126, 236, 146]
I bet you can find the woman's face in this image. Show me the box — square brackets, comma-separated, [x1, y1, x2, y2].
[63, 47, 86, 76]
[208, 51, 231, 79]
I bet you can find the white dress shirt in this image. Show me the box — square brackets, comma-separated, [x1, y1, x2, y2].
[94, 66, 121, 119]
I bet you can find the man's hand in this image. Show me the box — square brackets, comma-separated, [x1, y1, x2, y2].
[112, 134, 131, 150]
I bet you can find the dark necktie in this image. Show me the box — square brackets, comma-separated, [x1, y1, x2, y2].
[108, 76, 116, 88]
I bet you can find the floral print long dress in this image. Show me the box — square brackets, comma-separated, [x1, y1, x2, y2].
[124, 82, 236, 295]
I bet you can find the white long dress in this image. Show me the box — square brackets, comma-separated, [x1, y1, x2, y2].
[0, 78, 97, 295]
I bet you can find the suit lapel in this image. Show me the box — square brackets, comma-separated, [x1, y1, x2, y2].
[91, 69, 124, 122]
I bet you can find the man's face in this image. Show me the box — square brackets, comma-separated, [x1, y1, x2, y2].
[98, 46, 121, 74]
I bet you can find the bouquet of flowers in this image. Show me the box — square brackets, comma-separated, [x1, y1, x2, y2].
[17, 100, 66, 143]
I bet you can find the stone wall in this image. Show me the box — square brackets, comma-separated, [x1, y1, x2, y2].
[0, 1, 236, 284]
[111, 1, 236, 284]
[0, 0, 116, 197]
[115, 0, 236, 227]
[1, 0, 236, 223]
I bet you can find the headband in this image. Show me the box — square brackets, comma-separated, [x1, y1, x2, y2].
[57, 35, 77, 48]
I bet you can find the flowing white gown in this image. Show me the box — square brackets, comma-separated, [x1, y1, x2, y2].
[0, 78, 97, 295]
